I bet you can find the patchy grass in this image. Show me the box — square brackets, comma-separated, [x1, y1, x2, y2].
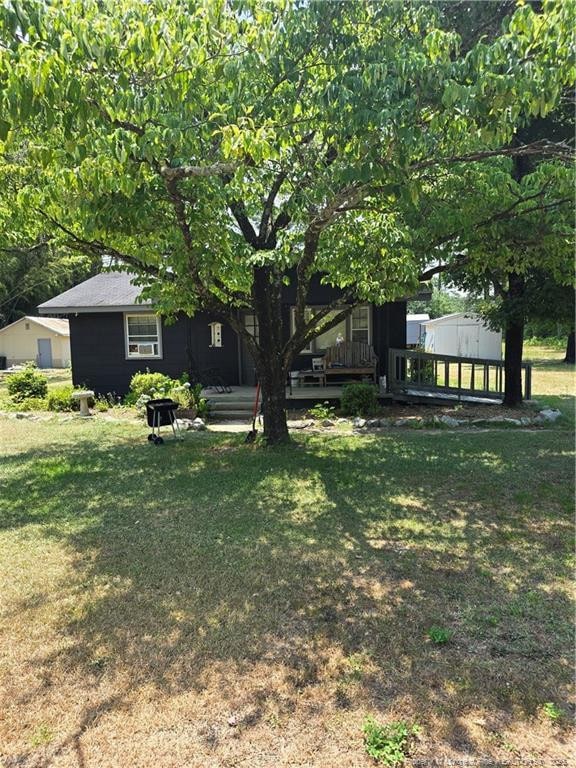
[0, 408, 573, 767]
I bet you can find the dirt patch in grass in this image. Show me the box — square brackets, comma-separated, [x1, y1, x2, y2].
[0, 418, 573, 767]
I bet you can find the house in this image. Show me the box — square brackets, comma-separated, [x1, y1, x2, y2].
[0, 316, 71, 369]
[422, 313, 502, 360]
[406, 313, 429, 347]
[38, 271, 406, 395]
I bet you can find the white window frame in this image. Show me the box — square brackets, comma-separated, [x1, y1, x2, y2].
[124, 313, 162, 359]
[351, 305, 371, 345]
[209, 321, 223, 348]
[290, 304, 371, 354]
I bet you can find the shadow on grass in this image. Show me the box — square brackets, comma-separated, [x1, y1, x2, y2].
[1, 428, 574, 765]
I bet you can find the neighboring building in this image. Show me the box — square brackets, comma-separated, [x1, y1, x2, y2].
[0, 316, 71, 369]
[422, 313, 502, 360]
[38, 271, 407, 395]
[406, 313, 429, 347]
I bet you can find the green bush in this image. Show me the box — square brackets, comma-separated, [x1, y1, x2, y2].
[47, 385, 75, 412]
[128, 371, 173, 401]
[14, 396, 48, 411]
[6, 363, 48, 402]
[340, 383, 379, 417]
[308, 401, 336, 420]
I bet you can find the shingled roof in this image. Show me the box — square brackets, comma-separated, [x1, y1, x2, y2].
[38, 272, 152, 314]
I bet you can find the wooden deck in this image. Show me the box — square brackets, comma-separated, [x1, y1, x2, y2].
[202, 385, 500, 407]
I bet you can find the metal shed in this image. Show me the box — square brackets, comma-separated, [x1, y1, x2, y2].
[406, 313, 429, 346]
[422, 313, 502, 361]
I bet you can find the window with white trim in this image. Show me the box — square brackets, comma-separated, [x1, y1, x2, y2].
[125, 314, 162, 358]
[209, 321, 223, 347]
[351, 305, 370, 344]
[290, 305, 371, 353]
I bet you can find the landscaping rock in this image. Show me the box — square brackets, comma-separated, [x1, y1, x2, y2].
[366, 418, 381, 428]
[174, 418, 195, 431]
[352, 417, 366, 429]
[191, 417, 207, 431]
[438, 414, 460, 428]
[537, 408, 562, 423]
[321, 419, 335, 427]
[289, 420, 313, 430]
[337, 417, 349, 424]
[393, 417, 413, 427]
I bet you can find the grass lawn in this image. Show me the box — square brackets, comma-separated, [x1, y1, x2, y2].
[0, 348, 574, 767]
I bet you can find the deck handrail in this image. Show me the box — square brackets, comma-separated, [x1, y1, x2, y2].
[388, 348, 532, 401]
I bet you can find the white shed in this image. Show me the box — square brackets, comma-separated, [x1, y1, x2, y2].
[406, 313, 429, 346]
[0, 316, 71, 368]
[422, 313, 502, 360]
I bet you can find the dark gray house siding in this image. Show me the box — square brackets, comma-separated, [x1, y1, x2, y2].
[41, 271, 406, 395]
[69, 311, 240, 395]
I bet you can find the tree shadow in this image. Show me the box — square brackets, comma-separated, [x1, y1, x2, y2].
[1, 429, 573, 765]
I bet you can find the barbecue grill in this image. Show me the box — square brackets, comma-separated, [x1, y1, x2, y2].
[145, 398, 181, 445]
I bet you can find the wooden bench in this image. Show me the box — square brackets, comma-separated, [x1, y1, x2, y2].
[323, 341, 378, 384]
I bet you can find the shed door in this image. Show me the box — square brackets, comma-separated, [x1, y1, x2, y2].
[458, 325, 479, 358]
[37, 338, 53, 368]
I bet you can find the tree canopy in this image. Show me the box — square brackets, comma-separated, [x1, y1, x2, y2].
[0, 0, 573, 439]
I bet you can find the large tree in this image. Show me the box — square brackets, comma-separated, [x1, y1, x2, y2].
[0, 149, 99, 326]
[0, 0, 573, 441]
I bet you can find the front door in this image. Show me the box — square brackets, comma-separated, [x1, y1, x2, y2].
[37, 338, 53, 368]
[240, 313, 258, 386]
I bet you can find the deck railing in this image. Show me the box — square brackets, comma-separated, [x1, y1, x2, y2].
[388, 348, 532, 401]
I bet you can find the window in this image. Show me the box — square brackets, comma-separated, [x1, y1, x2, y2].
[291, 305, 371, 353]
[209, 322, 223, 347]
[351, 306, 370, 344]
[125, 314, 162, 358]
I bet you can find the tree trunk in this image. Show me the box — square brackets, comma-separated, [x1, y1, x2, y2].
[503, 272, 525, 407]
[253, 266, 291, 444]
[564, 330, 575, 364]
[258, 360, 290, 444]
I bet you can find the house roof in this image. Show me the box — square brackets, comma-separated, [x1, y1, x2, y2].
[0, 315, 70, 336]
[38, 272, 152, 314]
[422, 312, 483, 327]
[406, 314, 430, 323]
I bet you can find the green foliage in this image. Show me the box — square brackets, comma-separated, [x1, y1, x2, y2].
[0, 0, 572, 439]
[362, 718, 420, 766]
[541, 702, 563, 721]
[341, 383, 379, 417]
[12, 396, 48, 411]
[6, 363, 48, 402]
[128, 371, 173, 401]
[409, 359, 435, 386]
[308, 401, 336, 421]
[46, 385, 74, 412]
[409, 286, 473, 319]
[427, 626, 453, 645]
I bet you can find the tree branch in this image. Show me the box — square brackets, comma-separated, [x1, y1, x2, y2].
[160, 162, 239, 181]
[410, 139, 574, 171]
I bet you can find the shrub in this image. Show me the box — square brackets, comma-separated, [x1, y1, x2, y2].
[341, 383, 379, 417]
[128, 371, 173, 401]
[362, 718, 420, 766]
[94, 393, 119, 412]
[14, 396, 48, 411]
[47, 385, 75, 412]
[308, 401, 336, 420]
[7, 363, 48, 402]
